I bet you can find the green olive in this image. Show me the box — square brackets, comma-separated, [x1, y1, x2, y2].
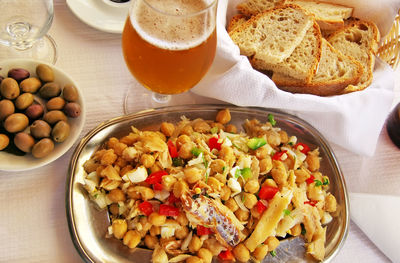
[20, 77, 42, 93]
[32, 138, 54, 158]
[14, 132, 36, 153]
[51, 121, 70, 143]
[39, 82, 61, 99]
[36, 64, 54, 82]
[4, 113, 29, 133]
[0, 99, 15, 121]
[62, 84, 79, 102]
[46, 97, 66, 111]
[30, 120, 52, 139]
[0, 134, 10, 151]
[43, 110, 67, 125]
[0, 78, 20, 99]
[15, 93, 34, 110]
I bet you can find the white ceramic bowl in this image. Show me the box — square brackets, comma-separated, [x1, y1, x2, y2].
[0, 59, 86, 171]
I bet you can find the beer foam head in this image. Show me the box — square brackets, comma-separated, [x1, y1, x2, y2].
[129, 0, 216, 50]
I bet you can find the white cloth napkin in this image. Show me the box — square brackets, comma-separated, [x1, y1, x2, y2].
[193, 0, 400, 156]
[350, 193, 400, 262]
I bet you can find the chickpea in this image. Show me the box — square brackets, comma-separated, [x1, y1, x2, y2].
[207, 177, 222, 192]
[184, 167, 203, 184]
[214, 173, 227, 184]
[140, 154, 155, 168]
[176, 213, 189, 226]
[290, 224, 302, 236]
[324, 194, 337, 212]
[100, 149, 117, 165]
[255, 146, 269, 160]
[186, 256, 202, 263]
[176, 134, 191, 149]
[220, 185, 231, 201]
[243, 193, 258, 209]
[109, 203, 119, 216]
[264, 236, 280, 251]
[115, 157, 128, 168]
[210, 122, 224, 131]
[271, 160, 288, 186]
[126, 187, 141, 199]
[161, 175, 177, 192]
[210, 159, 226, 175]
[83, 159, 100, 173]
[216, 109, 231, 124]
[150, 164, 162, 174]
[306, 152, 320, 172]
[266, 131, 281, 147]
[175, 225, 189, 239]
[144, 234, 158, 249]
[149, 212, 167, 226]
[180, 125, 194, 136]
[294, 167, 310, 184]
[218, 146, 235, 166]
[107, 189, 126, 203]
[150, 225, 161, 236]
[259, 157, 273, 174]
[123, 230, 141, 249]
[279, 130, 289, 144]
[120, 133, 139, 146]
[262, 178, 278, 188]
[153, 244, 168, 263]
[193, 120, 211, 133]
[160, 122, 175, 137]
[225, 124, 237, 133]
[114, 142, 128, 157]
[244, 180, 259, 194]
[235, 209, 250, 221]
[253, 244, 269, 261]
[225, 198, 239, 212]
[233, 243, 250, 262]
[112, 219, 127, 239]
[128, 186, 154, 200]
[197, 248, 213, 263]
[173, 179, 189, 198]
[179, 142, 194, 159]
[189, 235, 202, 253]
[107, 137, 119, 149]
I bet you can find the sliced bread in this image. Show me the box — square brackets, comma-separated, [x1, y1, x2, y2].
[327, 19, 380, 93]
[272, 39, 363, 96]
[287, 0, 353, 30]
[229, 4, 314, 64]
[237, 0, 286, 17]
[251, 21, 322, 83]
[227, 14, 248, 33]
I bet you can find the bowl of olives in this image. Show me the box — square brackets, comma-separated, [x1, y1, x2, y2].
[0, 59, 85, 171]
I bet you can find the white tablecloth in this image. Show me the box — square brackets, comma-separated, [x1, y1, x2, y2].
[0, 1, 399, 262]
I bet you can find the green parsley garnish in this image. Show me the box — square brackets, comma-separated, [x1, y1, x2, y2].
[323, 178, 330, 185]
[288, 141, 294, 146]
[210, 127, 219, 134]
[222, 166, 226, 173]
[270, 250, 277, 257]
[283, 209, 291, 216]
[94, 193, 99, 199]
[268, 113, 276, 126]
[314, 179, 323, 187]
[191, 147, 203, 157]
[192, 194, 200, 199]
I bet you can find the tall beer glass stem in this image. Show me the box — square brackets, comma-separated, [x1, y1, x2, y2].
[152, 93, 171, 103]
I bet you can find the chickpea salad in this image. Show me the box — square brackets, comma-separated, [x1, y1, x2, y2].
[82, 109, 337, 263]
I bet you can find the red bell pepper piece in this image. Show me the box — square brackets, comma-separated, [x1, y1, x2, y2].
[272, 150, 287, 161]
[306, 174, 315, 185]
[167, 140, 179, 158]
[159, 204, 180, 217]
[208, 136, 222, 151]
[153, 182, 163, 191]
[218, 250, 234, 261]
[304, 200, 317, 206]
[197, 225, 213, 235]
[256, 200, 267, 214]
[139, 201, 153, 216]
[167, 192, 180, 204]
[145, 170, 168, 184]
[295, 142, 310, 154]
[258, 185, 279, 200]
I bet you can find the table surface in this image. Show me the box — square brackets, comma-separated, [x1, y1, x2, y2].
[1, 1, 400, 262]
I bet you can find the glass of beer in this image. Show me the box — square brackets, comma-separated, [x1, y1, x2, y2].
[121, 0, 218, 108]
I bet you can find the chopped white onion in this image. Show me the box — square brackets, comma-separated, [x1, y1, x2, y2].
[234, 195, 249, 212]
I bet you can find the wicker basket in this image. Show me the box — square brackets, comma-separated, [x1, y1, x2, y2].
[378, 9, 400, 69]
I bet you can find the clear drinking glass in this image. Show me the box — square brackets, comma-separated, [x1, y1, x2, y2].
[121, 0, 218, 113]
[0, 0, 57, 64]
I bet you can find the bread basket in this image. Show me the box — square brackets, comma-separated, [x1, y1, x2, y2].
[378, 9, 400, 69]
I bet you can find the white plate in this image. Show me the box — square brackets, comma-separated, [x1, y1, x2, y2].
[66, 0, 130, 34]
[0, 59, 86, 171]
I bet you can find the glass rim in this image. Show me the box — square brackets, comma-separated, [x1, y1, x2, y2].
[139, 0, 218, 18]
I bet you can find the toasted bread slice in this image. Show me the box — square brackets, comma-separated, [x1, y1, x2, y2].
[251, 21, 322, 83]
[327, 19, 380, 93]
[237, 0, 286, 17]
[229, 4, 314, 64]
[227, 14, 248, 33]
[272, 39, 363, 96]
[287, 0, 353, 30]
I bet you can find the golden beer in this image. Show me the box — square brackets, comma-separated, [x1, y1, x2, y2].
[122, 0, 217, 95]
